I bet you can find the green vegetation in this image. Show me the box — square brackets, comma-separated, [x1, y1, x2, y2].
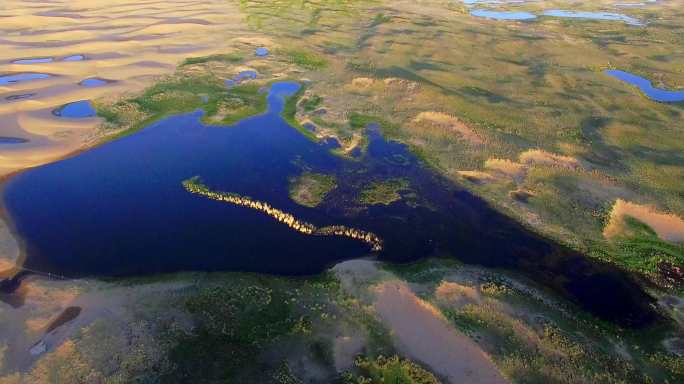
[370, 13, 392, 27]
[281, 84, 317, 141]
[343, 355, 442, 384]
[301, 94, 323, 112]
[347, 112, 397, 135]
[181, 53, 243, 66]
[97, 72, 267, 140]
[384, 258, 684, 384]
[161, 283, 297, 382]
[598, 217, 684, 276]
[289, 172, 337, 207]
[279, 48, 328, 70]
[359, 178, 410, 205]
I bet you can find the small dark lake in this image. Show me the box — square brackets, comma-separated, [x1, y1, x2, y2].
[0, 137, 29, 144]
[2, 82, 657, 326]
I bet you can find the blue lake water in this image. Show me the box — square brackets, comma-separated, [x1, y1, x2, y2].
[12, 58, 54, 64]
[1, 82, 657, 326]
[226, 71, 258, 88]
[255, 47, 269, 57]
[53, 100, 97, 118]
[235, 70, 257, 82]
[542, 10, 643, 25]
[79, 78, 109, 87]
[470, 9, 537, 20]
[0, 137, 29, 144]
[606, 70, 684, 103]
[0, 73, 51, 85]
[62, 54, 85, 62]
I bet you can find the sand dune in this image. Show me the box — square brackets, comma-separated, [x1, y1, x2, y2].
[0, 0, 256, 177]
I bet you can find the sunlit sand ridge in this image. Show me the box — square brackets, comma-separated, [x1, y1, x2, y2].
[183, 178, 384, 251]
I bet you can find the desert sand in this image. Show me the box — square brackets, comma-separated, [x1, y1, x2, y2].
[0, 0, 263, 176]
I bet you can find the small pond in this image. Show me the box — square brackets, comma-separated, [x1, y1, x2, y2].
[0, 73, 51, 86]
[79, 78, 110, 87]
[542, 10, 643, 25]
[53, 100, 97, 118]
[470, 9, 537, 20]
[12, 58, 54, 65]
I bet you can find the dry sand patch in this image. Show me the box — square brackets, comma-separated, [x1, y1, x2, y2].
[0, 0, 254, 177]
[374, 280, 508, 384]
[412, 111, 484, 146]
[519, 149, 581, 170]
[604, 199, 684, 243]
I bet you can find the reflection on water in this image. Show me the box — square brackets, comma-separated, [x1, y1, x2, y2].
[2, 82, 657, 326]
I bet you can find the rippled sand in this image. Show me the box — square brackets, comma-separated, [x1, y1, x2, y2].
[0, 0, 260, 176]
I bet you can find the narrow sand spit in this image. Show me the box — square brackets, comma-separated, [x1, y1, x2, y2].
[374, 281, 508, 384]
[604, 199, 684, 243]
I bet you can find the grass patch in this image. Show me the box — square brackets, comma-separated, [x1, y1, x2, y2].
[97, 73, 268, 141]
[301, 94, 323, 112]
[281, 83, 317, 141]
[181, 53, 243, 66]
[289, 172, 337, 208]
[359, 178, 410, 206]
[279, 48, 328, 70]
[370, 13, 392, 27]
[343, 355, 442, 384]
[599, 217, 684, 274]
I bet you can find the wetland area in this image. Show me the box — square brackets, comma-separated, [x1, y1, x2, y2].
[0, 0, 683, 383]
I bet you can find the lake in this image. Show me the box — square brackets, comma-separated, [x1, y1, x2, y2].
[2, 82, 657, 326]
[606, 69, 684, 103]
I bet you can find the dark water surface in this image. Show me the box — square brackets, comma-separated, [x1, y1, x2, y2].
[3, 82, 657, 326]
